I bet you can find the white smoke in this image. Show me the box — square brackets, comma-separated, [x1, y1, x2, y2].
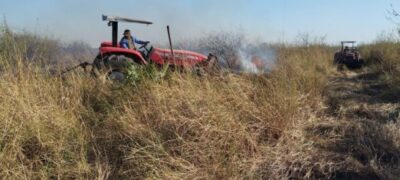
[238, 43, 276, 73]
[174, 31, 277, 73]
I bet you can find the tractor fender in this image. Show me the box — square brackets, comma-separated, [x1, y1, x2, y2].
[99, 47, 147, 65]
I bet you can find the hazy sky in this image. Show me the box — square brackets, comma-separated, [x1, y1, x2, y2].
[0, 0, 399, 46]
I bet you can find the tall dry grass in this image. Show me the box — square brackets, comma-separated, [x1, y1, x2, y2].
[3, 26, 398, 179]
[360, 39, 400, 101]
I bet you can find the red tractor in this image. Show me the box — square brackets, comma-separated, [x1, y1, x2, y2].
[91, 15, 217, 80]
[333, 41, 364, 69]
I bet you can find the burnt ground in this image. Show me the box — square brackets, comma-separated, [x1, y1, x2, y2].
[319, 70, 400, 179]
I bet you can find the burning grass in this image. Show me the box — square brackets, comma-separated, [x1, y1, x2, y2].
[0, 28, 399, 179]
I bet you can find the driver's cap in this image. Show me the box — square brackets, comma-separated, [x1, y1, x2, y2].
[123, 29, 130, 34]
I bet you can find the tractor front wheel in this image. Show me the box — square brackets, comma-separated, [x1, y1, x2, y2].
[194, 54, 219, 76]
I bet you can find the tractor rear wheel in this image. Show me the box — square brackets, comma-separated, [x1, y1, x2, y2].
[333, 53, 342, 65]
[92, 54, 137, 81]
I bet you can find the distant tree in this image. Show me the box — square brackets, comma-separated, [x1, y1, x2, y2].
[198, 31, 245, 71]
[389, 5, 399, 18]
[388, 4, 400, 36]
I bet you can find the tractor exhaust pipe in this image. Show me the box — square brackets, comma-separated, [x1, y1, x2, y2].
[110, 21, 118, 47]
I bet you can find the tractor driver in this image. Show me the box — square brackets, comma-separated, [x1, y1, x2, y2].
[120, 29, 149, 50]
[344, 46, 350, 53]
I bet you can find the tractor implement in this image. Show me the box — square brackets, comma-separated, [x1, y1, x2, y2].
[60, 62, 92, 75]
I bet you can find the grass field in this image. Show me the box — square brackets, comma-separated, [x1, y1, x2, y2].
[0, 26, 399, 179]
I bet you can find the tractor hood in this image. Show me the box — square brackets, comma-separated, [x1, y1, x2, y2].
[150, 48, 207, 67]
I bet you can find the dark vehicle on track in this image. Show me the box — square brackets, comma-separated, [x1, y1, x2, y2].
[334, 41, 364, 69]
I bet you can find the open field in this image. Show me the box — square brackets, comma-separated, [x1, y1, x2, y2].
[0, 27, 399, 179]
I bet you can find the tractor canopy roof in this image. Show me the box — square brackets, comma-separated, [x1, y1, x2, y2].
[341, 41, 356, 44]
[341, 41, 357, 46]
[102, 15, 153, 25]
[341, 41, 358, 49]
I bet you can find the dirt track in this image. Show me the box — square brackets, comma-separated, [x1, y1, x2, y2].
[318, 70, 400, 179]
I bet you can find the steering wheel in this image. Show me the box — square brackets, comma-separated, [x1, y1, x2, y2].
[138, 41, 150, 50]
[138, 42, 151, 58]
